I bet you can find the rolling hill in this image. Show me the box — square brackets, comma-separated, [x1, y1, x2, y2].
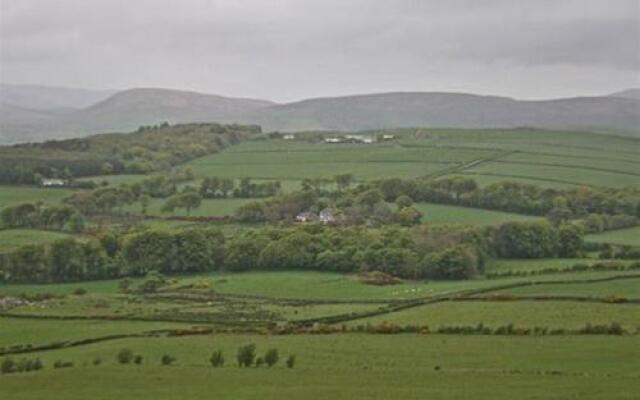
[1, 86, 639, 143]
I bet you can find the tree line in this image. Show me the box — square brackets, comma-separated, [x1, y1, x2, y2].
[0, 221, 585, 283]
[0, 123, 258, 184]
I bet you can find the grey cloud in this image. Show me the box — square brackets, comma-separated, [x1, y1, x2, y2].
[1, 0, 638, 101]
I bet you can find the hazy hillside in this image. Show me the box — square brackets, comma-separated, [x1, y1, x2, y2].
[0, 88, 274, 143]
[248, 92, 640, 134]
[0, 84, 116, 111]
[1, 86, 639, 143]
[609, 88, 640, 100]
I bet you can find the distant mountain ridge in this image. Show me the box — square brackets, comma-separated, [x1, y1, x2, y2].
[1, 85, 639, 143]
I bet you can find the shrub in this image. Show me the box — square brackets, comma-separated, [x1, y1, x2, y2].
[134, 355, 143, 365]
[285, 354, 296, 369]
[255, 357, 264, 367]
[117, 348, 134, 364]
[236, 344, 256, 368]
[161, 354, 176, 366]
[264, 348, 279, 368]
[92, 357, 103, 366]
[53, 360, 73, 369]
[73, 288, 87, 296]
[210, 350, 224, 367]
[1, 358, 16, 374]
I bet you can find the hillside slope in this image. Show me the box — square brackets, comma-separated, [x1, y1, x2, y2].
[1, 88, 639, 143]
[247, 92, 640, 134]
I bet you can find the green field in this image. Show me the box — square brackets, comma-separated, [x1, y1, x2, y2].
[348, 301, 640, 330]
[0, 186, 74, 208]
[0, 229, 77, 253]
[0, 333, 638, 400]
[494, 276, 640, 298]
[415, 203, 541, 226]
[585, 226, 640, 246]
[2, 128, 640, 399]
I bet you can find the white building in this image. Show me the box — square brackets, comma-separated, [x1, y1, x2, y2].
[41, 178, 65, 187]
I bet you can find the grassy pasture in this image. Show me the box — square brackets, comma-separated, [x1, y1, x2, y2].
[127, 197, 255, 217]
[347, 301, 640, 331]
[185, 139, 490, 182]
[0, 317, 195, 349]
[585, 226, 640, 246]
[0, 334, 638, 400]
[482, 258, 637, 275]
[464, 162, 640, 188]
[0, 229, 77, 253]
[494, 276, 640, 298]
[414, 203, 541, 226]
[0, 186, 74, 208]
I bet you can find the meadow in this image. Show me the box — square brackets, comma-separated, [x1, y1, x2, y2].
[585, 226, 640, 247]
[0, 229, 77, 253]
[0, 333, 638, 400]
[2, 127, 640, 399]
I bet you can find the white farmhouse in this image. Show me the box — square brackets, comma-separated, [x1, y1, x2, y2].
[41, 178, 65, 187]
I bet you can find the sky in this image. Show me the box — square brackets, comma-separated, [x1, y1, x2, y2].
[1, 0, 639, 102]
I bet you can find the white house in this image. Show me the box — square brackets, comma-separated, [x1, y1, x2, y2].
[319, 208, 338, 224]
[324, 137, 342, 143]
[41, 178, 65, 187]
[296, 211, 318, 222]
[283, 134, 295, 140]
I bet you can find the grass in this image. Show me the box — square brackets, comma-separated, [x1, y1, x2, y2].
[414, 202, 541, 226]
[0, 317, 195, 348]
[128, 197, 255, 217]
[0, 229, 77, 253]
[464, 162, 640, 188]
[347, 301, 640, 330]
[0, 186, 75, 208]
[585, 226, 640, 246]
[482, 258, 636, 274]
[0, 334, 638, 399]
[494, 276, 640, 298]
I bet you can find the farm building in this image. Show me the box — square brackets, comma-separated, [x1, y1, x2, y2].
[283, 134, 295, 140]
[296, 211, 318, 222]
[41, 178, 65, 187]
[319, 208, 338, 224]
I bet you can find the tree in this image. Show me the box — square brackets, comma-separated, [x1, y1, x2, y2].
[264, 349, 279, 367]
[117, 349, 134, 364]
[334, 174, 354, 191]
[161, 192, 202, 216]
[421, 245, 481, 280]
[396, 195, 413, 209]
[236, 344, 256, 368]
[210, 350, 224, 367]
[161, 354, 176, 366]
[285, 354, 296, 368]
[557, 224, 584, 257]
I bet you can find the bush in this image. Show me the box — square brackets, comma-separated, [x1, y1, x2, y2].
[255, 357, 264, 367]
[117, 348, 134, 364]
[134, 355, 143, 365]
[161, 354, 176, 366]
[237, 344, 256, 368]
[1, 358, 16, 374]
[285, 354, 296, 369]
[264, 348, 279, 368]
[53, 360, 73, 369]
[73, 288, 87, 296]
[285, 354, 296, 368]
[210, 350, 224, 367]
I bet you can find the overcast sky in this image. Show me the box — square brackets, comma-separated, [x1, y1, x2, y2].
[1, 0, 638, 102]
